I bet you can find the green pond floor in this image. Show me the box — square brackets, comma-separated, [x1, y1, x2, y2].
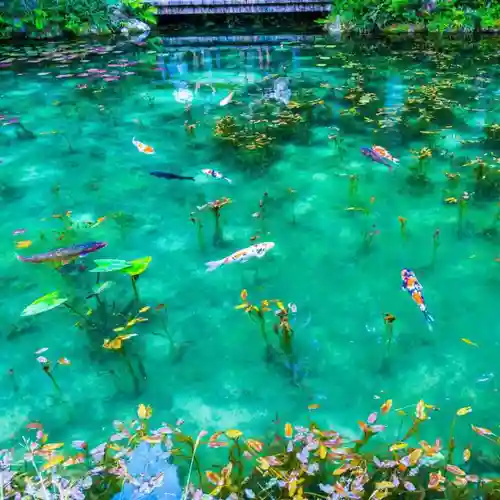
[1, 33, 500, 465]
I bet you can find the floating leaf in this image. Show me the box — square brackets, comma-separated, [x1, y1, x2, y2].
[206, 471, 220, 485]
[137, 404, 152, 420]
[225, 429, 243, 440]
[246, 439, 263, 453]
[120, 256, 152, 276]
[381, 399, 392, 414]
[90, 259, 131, 273]
[41, 443, 64, 452]
[21, 291, 68, 317]
[138, 306, 151, 313]
[375, 482, 395, 489]
[389, 442, 408, 452]
[471, 425, 493, 436]
[308, 404, 320, 410]
[409, 448, 423, 466]
[41, 455, 64, 471]
[284, 423, 293, 439]
[463, 449, 471, 462]
[457, 406, 472, 416]
[446, 464, 465, 476]
[461, 338, 479, 347]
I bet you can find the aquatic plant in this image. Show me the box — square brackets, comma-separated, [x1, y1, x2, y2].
[3, 398, 500, 499]
[380, 313, 396, 373]
[197, 197, 232, 246]
[235, 289, 274, 361]
[457, 191, 471, 237]
[409, 147, 433, 185]
[35, 348, 70, 396]
[272, 301, 297, 379]
[432, 228, 440, 267]
[397, 216, 407, 240]
[189, 212, 205, 251]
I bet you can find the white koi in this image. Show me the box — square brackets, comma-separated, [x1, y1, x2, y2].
[219, 91, 234, 106]
[132, 137, 155, 155]
[202, 168, 232, 184]
[205, 242, 275, 272]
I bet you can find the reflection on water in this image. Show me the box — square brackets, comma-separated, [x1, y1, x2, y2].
[1, 34, 500, 464]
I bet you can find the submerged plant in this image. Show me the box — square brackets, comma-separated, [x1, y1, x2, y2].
[381, 313, 396, 373]
[272, 301, 298, 381]
[432, 228, 440, 267]
[409, 147, 433, 184]
[457, 191, 471, 237]
[35, 348, 70, 396]
[189, 212, 205, 251]
[235, 289, 274, 361]
[197, 197, 232, 246]
[398, 216, 407, 239]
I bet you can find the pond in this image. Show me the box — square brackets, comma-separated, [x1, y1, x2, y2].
[1, 32, 500, 466]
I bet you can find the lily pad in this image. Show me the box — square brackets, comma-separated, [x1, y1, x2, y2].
[90, 259, 131, 273]
[120, 256, 152, 277]
[21, 291, 68, 317]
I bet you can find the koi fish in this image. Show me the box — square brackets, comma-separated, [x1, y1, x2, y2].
[202, 169, 232, 184]
[219, 91, 234, 106]
[132, 137, 155, 155]
[361, 145, 399, 169]
[17, 241, 107, 264]
[150, 171, 195, 181]
[401, 268, 434, 329]
[205, 242, 275, 272]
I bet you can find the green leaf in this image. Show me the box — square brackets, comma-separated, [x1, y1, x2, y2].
[120, 256, 152, 277]
[90, 259, 132, 273]
[21, 291, 68, 317]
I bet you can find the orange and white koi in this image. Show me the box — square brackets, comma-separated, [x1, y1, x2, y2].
[132, 137, 155, 155]
[219, 91, 234, 107]
[202, 168, 232, 184]
[205, 242, 275, 272]
[401, 268, 434, 329]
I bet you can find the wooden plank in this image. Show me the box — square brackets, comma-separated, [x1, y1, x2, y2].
[156, 3, 330, 14]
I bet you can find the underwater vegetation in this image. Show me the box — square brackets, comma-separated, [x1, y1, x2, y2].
[5, 30, 500, 500]
[3, 401, 500, 499]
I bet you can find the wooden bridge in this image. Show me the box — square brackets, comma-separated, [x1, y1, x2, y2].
[150, 0, 331, 16]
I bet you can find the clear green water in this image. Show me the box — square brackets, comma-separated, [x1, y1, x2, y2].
[1, 34, 500, 460]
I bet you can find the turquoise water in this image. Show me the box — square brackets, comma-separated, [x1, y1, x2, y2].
[1, 34, 500, 463]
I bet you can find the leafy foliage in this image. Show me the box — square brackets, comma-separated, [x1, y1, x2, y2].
[319, 0, 500, 33]
[0, 0, 157, 38]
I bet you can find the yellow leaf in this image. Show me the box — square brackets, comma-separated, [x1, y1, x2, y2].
[463, 449, 471, 462]
[319, 445, 327, 459]
[461, 338, 478, 347]
[206, 471, 220, 485]
[142, 436, 162, 444]
[456, 406, 472, 416]
[137, 404, 152, 420]
[246, 439, 263, 453]
[127, 319, 138, 328]
[381, 399, 392, 414]
[113, 326, 125, 332]
[234, 304, 248, 310]
[41, 443, 64, 452]
[41, 455, 64, 471]
[225, 429, 243, 440]
[139, 306, 151, 313]
[240, 289, 248, 301]
[289, 479, 297, 497]
[333, 465, 349, 475]
[376, 482, 395, 489]
[389, 442, 408, 452]
[257, 457, 270, 470]
[409, 448, 423, 466]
